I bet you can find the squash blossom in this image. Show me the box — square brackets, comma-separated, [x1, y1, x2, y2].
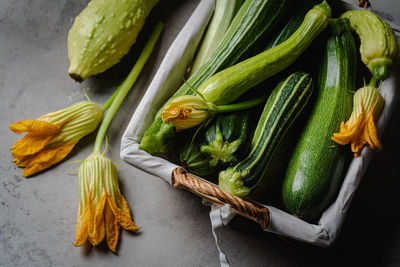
[161, 95, 216, 130]
[73, 22, 163, 251]
[332, 86, 385, 157]
[10, 101, 103, 177]
[74, 152, 138, 252]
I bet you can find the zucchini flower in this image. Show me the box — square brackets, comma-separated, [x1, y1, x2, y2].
[161, 94, 267, 130]
[10, 101, 103, 177]
[73, 22, 163, 252]
[74, 152, 138, 252]
[161, 95, 216, 130]
[332, 86, 385, 157]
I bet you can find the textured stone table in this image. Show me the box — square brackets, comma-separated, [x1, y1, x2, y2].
[1, 0, 399, 266]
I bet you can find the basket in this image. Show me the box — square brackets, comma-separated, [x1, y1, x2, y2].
[121, 0, 399, 247]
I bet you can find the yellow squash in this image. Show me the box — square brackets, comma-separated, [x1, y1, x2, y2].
[341, 10, 400, 80]
[68, 0, 159, 82]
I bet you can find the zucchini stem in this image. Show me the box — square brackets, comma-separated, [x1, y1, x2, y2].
[368, 75, 378, 88]
[183, 76, 207, 102]
[215, 95, 268, 113]
[93, 22, 163, 153]
[102, 85, 123, 111]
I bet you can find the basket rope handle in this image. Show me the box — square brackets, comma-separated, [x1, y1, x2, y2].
[171, 168, 270, 229]
[359, 0, 370, 8]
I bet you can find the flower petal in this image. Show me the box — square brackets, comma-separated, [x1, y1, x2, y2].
[331, 113, 363, 145]
[161, 106, 192, 123]
[351, 137, 366, 157]
[90, 194, 106, 245]
[85, 196, 96, 246]
[10, 119, 60, 135]
[107, 195, 139, 232]
[105, 200, 119, 252]
[364, 108, 383, 152]
[332, 107, 383, 157]
[74, 194, 93, 247]
[20, 142, 76, 177]
[12, 134, 54, 165]
[120, 195, 133, 220]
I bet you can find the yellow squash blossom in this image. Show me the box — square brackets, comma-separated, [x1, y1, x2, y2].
[160, 92, 268, 131]
[73, 22, 163, 251]
[74, 152, 138, 252]
[332, 86, 385, 157]
[10, 101, 103, 177]
[161, 95, 216, 130]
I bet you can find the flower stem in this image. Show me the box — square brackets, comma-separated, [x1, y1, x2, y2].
[93, 22, 164, 153]
[102, 86, 123, 111]
[215, 95, 268, 113]
[369, 76, 378, 88]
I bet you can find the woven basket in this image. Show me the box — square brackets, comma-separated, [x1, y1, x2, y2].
[121, 0, 400, 247]
[169, 0, 372, 230]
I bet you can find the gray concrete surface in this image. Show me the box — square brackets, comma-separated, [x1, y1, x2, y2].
[1, 0, 400, 266]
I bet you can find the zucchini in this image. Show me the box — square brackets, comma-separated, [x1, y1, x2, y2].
[140, 0, 292, 154]
[236, 0, 320, 63]
[178, 109, 254, 177]
[282, 18, 357, 222]
[142, 1, 331, 154]
[263, 0, 321, 51]
[218, 72, 314, 197]
[197, 0, 331, 105]
[189, 0, 244, 75]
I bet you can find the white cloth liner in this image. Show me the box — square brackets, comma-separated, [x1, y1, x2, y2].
[121, 0, 215, 183]
[121, 0, 400, 265]
[202, 200, 235, 267]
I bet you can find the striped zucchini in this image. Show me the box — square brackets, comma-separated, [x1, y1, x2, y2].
[189, 0, 244, 75]
[218, 72, 314, 197]
[140, 0, 292, 154]
[282, 18, 357, 222]
[141, 1, 331, 154]
[197, 1, 330, 105]
[178, 109, 254, 177]
[264, 0, 321, 51]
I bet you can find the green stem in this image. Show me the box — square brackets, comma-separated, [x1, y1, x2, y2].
[102, 85, 123, 111]
[215, 95, 267, 113]
[93, 22, 164, 153]
[369, 76, 378, 87]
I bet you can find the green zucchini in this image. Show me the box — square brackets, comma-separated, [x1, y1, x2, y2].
[197, 0, 330, 105]
[189, 0, 244, 75]
[264, 0, 321, 51]
[282, 18, 357, 222]
[140, 0, 292, 154]
[236, 0, 321, 63]
[141, 1, 331, 154]
[178, 109, 254, 177]
[218, 72, 314, 197]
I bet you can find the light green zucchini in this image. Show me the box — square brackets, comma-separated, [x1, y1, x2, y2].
[189, 0, 244, 75]
[140, 0, 293, 154]
[141, 1, 330, 154]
